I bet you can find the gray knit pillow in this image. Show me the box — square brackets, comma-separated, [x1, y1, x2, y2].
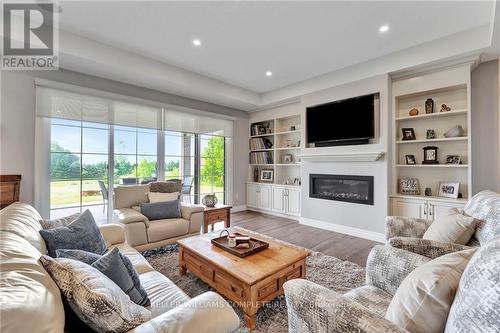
[39, 210, 107, 257]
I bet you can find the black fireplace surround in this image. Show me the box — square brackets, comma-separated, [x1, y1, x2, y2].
[309, 174, 374, 205]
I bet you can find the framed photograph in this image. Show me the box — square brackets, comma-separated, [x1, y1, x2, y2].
[283, 154, 293, 164]
[399, 178, 420, 195]
[446, 155, 461, 165]
[438, 182, 460, 199]
[405, 154, 416, 165]
[401, 128, 416, 141]
[426, 129, 436, 139]
[422, 146, 439, 164]
[260, 169, 274, 183]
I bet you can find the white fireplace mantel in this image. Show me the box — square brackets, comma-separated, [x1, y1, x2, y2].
[299, 151, 385, 162]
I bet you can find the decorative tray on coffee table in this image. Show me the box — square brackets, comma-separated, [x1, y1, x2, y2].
[211, 231, 269, 258]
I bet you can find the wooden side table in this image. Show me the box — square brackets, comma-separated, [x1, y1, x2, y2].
[0, 175, 21, 209]
[203, 204, 232, 233]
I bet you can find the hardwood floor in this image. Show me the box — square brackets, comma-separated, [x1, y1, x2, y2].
[229, 210, 381, 267]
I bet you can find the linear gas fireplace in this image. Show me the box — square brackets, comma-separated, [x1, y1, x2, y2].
[309, 174, 374, 205]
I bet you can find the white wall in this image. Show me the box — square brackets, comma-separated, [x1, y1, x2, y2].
[300, 74, 390, 237]
[0, 69, 249, 206]
[471, 59, 500, 193]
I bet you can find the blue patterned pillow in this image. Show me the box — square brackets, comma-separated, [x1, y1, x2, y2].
[40, 210, 107, 257]
[56, 248, 150, 306]
[140, 199, 181, 220]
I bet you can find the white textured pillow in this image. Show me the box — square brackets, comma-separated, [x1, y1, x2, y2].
[385, 248, 477, 333]
[39, 255, 151, 333]
[423, 208, 478, 244]
[148, 191, 179, 203]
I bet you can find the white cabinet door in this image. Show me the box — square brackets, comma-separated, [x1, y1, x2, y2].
[428, 200, 466, 221]
[246, 184, 258, 208]
[259, 185, 272, 211]
[391, 198, 427, 219]
[272, 187, 286, 213]
[287, 188, 301, 216]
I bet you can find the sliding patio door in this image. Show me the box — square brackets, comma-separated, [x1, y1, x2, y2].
[36, 83, 233, 222]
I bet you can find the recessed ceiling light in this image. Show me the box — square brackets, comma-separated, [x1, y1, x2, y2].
[192, 39, 201, 46]
[379, 25, 389, 33]
[266, 71, 273, 77]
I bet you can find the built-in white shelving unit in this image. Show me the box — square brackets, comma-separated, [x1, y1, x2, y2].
[390, 64, 473, 219]
[247, 114, 302, 218]
[248, 114, 302, 185]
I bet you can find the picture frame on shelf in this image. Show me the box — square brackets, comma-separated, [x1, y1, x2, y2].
[438, 182, 460, 199]
[446, 155, 461, 165]
[422, 146, 439, 164]
[399, 178, 420, 195]
[259, 169, 274, 183]
[401, 128, 416, 141]
[283, 154, 293, 164]
[405, 154, 416, 165]
[426, 129, 436, 139]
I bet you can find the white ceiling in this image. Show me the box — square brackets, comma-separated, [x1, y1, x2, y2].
[58, 1, 495, 94]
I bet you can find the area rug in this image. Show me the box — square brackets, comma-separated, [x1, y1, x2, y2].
[142, 228, 365, 333]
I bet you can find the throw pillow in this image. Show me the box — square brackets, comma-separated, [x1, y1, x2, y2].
[147, 191, 179, 203]
[149, 180, 182, 194]
[39, 255, 151, 333]
[423, 208, 478, 245]
[40, 212, 80, 230]
[56, 248, 150, 306]
[56, 248, 101, 265]
[140, 200, 181, 220]
[39, 210, 107, 257]
[385, 248, 477, 333]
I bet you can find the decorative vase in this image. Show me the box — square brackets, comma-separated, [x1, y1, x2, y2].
[425, 188, 432, 196]
[409, 108, 419, 116]
[202, 194, 218, 207]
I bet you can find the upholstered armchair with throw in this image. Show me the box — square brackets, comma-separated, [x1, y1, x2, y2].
[385, 190, 500, 259]
[284, 236, 500, 333]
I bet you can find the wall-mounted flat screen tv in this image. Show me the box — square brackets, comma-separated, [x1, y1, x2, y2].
[306, 93, 376, 146]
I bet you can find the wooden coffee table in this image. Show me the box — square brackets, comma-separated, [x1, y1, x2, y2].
[177, 227, 310, 329]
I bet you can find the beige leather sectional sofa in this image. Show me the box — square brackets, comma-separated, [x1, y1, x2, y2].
[0, 202, 240, 333]
[113, 184, 204, 251]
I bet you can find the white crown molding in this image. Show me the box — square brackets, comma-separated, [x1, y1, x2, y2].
[300, 217, 385, 243]
[299, 151, 385, 162]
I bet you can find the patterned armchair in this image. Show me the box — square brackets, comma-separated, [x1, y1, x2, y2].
[385, 190, 500, 259]
[284, 236, 500, 333]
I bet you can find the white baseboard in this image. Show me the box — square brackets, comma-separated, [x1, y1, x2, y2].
[231, 205, 248, 213]
[246, 207, 301, 221]
[300, 217, 385, 243]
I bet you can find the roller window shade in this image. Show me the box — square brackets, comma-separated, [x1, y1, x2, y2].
[164, 108, 233, 137]
[36, 86, 162, 130]
[36, 84, 233, 136]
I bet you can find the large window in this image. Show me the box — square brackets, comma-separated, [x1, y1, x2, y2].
[114, 126, 157, 185]
[37, 83, 232, 222]
[200, 134, 225, 204]
[50, 119, 109, 222]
